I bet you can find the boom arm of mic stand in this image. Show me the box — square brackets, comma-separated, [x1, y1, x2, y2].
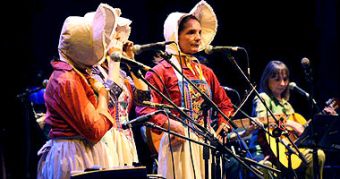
[166, 111, 212, 141]
[17, 86, 44, 99]
[144, 122, 216, 150]
[310, 97, 322, 115]
[227, 54, 308, 165]
[232, 85, 256, 118]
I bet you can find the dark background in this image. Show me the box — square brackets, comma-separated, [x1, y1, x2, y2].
[2, 0, 339, 178]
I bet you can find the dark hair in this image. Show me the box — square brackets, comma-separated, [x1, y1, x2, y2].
[259, 60, 290, 100]
[178, 15, 199, 34]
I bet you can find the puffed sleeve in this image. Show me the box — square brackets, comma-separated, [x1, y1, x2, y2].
[56, 78, 113, 143]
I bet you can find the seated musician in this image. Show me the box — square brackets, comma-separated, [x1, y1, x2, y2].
[248, 60, 326, 179]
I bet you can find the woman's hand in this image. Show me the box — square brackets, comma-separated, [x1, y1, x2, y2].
[323, 106, 338, 116]
[122, 40, 135, 60]
[243, 123, 257, 136]
[88, 77, 106, 94]
[163, 119, 185, 147]
[285, 120, 304, 136]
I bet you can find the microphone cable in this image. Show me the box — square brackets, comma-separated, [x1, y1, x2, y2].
[243, 47, 251, 80]
[164, 111, 177, 179]
[176, 46, 197, 179]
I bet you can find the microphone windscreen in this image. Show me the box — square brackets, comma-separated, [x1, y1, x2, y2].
[288, 82, 297, 89]
[204, 45, 213, 54]
[301, 57, 310, 66]
[42, 79, 49, 87]
[132, 45, 141, 55]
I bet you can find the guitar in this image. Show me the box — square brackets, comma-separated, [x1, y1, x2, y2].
[145, 127, 163, 156]
[215, 98, 339, 169]
[255, 98, 338, 169]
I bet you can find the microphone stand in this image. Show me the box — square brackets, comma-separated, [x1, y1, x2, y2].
[134, 55, 272, 178]
[17, 87, 43, 178]
[304, 68, 320, 179]
[231, 84, 256, 118]
[202, 102, 212, 179]
[226, 54, 308, 177]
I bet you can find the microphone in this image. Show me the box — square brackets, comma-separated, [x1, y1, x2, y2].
[121, 110, 164, 129]
[289, 82, 310, 99]
[133, 41, 175, 55]
[301, 57, 313, 82]
[301, 57, 310, 70]
[142, 101, 192, 112]
[110, 52, 152, 71]
[17, 79, 48, 99]
[204, 45, 241, 54]
[42, 79, 49, 87]
[221, 86, 237, 92]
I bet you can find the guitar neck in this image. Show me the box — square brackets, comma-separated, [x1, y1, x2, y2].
[231, 114, 284, 128]
[231, 117, 253, 128]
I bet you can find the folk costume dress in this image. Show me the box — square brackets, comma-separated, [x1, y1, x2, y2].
[37, 4, 123, 179]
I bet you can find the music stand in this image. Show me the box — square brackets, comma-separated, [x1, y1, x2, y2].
[295, 114, 340, 179]
[71, 166, 148, 179]
[295, 114, 340, 151]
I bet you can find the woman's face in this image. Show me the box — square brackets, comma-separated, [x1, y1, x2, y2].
[178, 18, 201, 54]
[268, 71, 289, 99]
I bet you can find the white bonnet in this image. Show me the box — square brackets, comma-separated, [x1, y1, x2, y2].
[163, 0, 218, 54]
[58, 3, 117, 68]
